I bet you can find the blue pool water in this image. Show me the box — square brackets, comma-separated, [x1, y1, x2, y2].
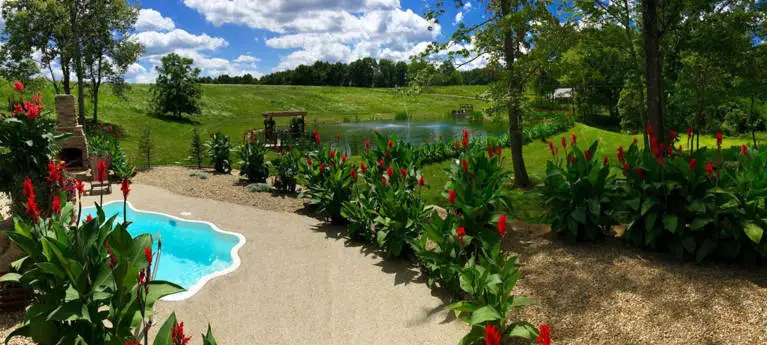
[81, 202, 243, 298]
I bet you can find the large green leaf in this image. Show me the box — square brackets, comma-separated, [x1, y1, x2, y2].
[0, 273, 21, 283]
[202, 325, 218, 345]
[146, 280, 185, 305]
[744, 221, 765, 244]
[506, 321, 539, 340]
[456, 326, 485, 345]
[663, 215, 679, 234]
[153, 313, 178, 345]
[468, 305, 502, 325]
[691, 218, 713, 231]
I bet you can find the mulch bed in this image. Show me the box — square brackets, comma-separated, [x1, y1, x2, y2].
[132, 166, 306, 213]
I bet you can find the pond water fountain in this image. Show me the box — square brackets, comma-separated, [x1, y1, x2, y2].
[310, 119, 506, 155]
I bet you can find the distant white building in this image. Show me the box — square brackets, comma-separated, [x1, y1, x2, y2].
[552, 88, 573, 100]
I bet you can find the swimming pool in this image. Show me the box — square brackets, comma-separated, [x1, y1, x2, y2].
[81, 201, 246, 301]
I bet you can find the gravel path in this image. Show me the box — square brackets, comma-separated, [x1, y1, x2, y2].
[132, 166, 305, 213]
[503, 223, 767, 345]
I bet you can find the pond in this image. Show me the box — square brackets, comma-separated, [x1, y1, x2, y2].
[307, 119, 507, 155]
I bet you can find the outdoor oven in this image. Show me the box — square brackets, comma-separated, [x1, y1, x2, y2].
[54, 95, 89, 170]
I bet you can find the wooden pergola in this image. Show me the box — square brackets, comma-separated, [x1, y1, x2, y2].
[262, 111, 307, 119]
[261, 111, 308, 147]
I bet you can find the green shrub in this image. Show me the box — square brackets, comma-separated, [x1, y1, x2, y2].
[543, 138, 616, 241]
[394, 111, 409, 121]
[412, 212, 469, 294]
[270, 146, 300, 193]
[247, 183, 271, 192]
[238, 130, 269, 182]
[446, 245, 539, 345]
[442, 132, 510, 251]
[298, 140, 354, 224]
[188, 126, 204, 168]
[206, 130, 232, 174]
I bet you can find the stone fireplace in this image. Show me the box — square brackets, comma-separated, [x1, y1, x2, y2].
[54, 95, 89, 170]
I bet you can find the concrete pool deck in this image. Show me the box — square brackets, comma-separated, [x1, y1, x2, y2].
[84, 184, 467, 345]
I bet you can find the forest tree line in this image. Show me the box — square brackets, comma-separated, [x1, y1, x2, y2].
[197, 58, 497, 87]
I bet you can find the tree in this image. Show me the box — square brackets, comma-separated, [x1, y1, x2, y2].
[83, 0, 143, 122]
[151, 53, 202, 118]
[188, 127, 204, 168]
[423, 0, 556, 187]
[137, 127, 153, 169]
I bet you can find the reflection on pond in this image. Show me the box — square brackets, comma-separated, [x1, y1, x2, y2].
[308, 119, 506, 155]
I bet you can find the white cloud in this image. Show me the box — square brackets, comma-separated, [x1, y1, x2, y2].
[134, 29, 228, 55]
[454, 12, 464, 25]
[136, 9, 175, 32]
[463, 2, 472, 10]
[234, 55, 260, 63]
[183, 0, 440, 71]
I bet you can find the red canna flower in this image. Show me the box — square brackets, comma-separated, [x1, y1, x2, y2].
[106, 240, 117, 269]
[336, 133, 341, 141]
[307, 157, 313, 166]
[381, 177, 387, 185]
[47, 161, 63, 185]
[23, 176, 35, 198]
[172, 322, 192, 345]
[536, 324, 551, 345]
[667, 144, 673, 156]
[716, 132, 722, 149]
[400, 167, 407, 179]
[364, 140, 371, 148]
[561, 136, 567, 149]
[689, 158, 697, 172]
[456, 226, 466, 245]
[387, 139, 393, 149]
[647, 124, 654, 136]
[360, 162, 367, 174]
[341, 153, 347, 164]
[636, 168, 644, 180]
[633, 137, 638, 144]
[497, 215, 508, 236]
[447, 189, 456, 204]
[386, 165, 393, 178]
[319, 162, 325, 172]
[288, 144, 293, 150]
[25, 103, 40, 120]
[13, 81, 23, 93]
[51, 195, 61, 215]
[314, 131, 321, 145]
[548, 141, 554, 153]
[570, 133, 577, 147]
[385, 150, 390, 158]
[706, 162, 714, 179]
[462, 134, 469, 148]
[455, 141, 460, 149]
[461, 159, 469, 173]
[108, 125, 113, 132]
[623, 163, 630, 174]
[350, 168, 357, 179]
[86, 214, 94, 222]
[584, 150, 591, 160]
[97, 160, 107, 183]
[603, 156, 608, 167]
[687, 127, 693, 138]
[496, 147, 502, 156]
[569, 156, 575, 164]
[378, 159, 384, 169]
[329, 150, 336, 159]
[670, 130, 676, 140]
[418, 176, 424, 187]
[487, 146, 495, 158]
[741, 145, 748, 156]
[144, 247, 153, 266]
[120, 179, 131, 198]
[125, 340, 141, 345]
[12, 103, 24, 115]
[25, 194, 40, 223]
[484, 324, 501, 345]
[138, 270, 147, 288]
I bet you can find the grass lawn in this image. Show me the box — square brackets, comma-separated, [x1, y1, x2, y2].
[14, 83, 488, 165]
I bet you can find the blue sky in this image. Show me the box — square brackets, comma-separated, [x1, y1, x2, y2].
[126, 0, 494, 82]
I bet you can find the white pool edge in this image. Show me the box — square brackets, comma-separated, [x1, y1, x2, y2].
[84, 200, 247, 302]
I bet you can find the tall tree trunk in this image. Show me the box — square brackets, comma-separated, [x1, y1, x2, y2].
[70, 0, 86, 124]
[62, 57, 71, 95]
[47, 62, 60, 94]
[641, 0, 665, 144]
[500, 0, 531, 187]
[92, 56, 103, 122]
[750, 96, 758, 148]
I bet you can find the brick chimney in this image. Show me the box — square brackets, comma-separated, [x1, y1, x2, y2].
[54, 95, 89, 170]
